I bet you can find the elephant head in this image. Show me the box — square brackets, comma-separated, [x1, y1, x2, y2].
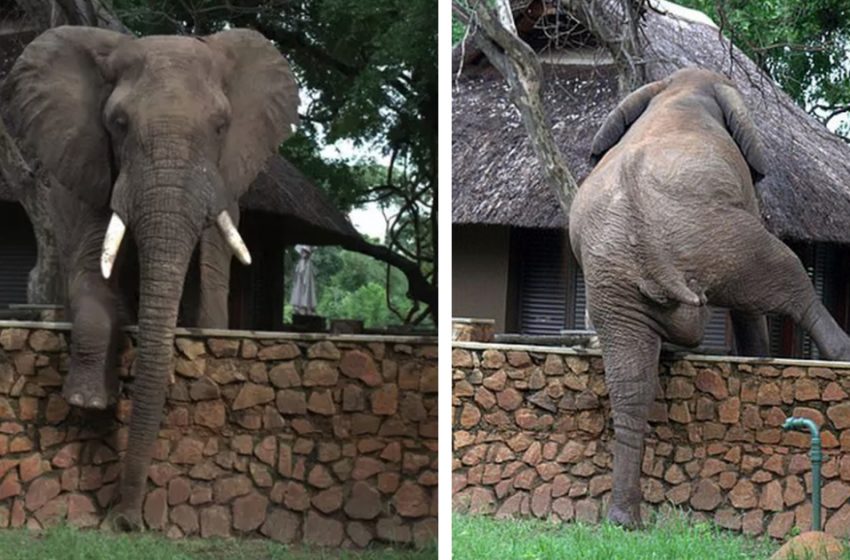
[590, 68, 767, 182]
[2, 26, 298, 528]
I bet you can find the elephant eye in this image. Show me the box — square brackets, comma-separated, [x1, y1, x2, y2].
[109, 112, 128, 134]
[214, 119, 229, 136]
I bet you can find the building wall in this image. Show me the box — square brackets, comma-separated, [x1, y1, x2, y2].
[454, 223, 850, 357]
[0, 324, 437, 547]
[0, 202, 36, 309]
[453, 341, 850, 539]
[452, 225, 511, 332]
[228, 216, 285, 331]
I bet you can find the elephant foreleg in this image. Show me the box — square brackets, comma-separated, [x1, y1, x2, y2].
[597, 320, 661, 528]
[196, 224, 233, 329]
[64, 218, 124, 409]
[730, 311, 770, 357]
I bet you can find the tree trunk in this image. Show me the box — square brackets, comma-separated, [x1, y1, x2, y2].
[19, 183, 64, 304]
[562, 0, 647, 96]
[345, 237, 437, 314]
[457, 0, 579, 215]
[15, 0, 54, 28]
[85, 0, 129, 32]
[16, 0, 127, 31]
[0, 117, 64, 304]
[53, 0, 94, 25]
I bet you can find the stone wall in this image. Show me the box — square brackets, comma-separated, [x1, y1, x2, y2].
[452, 341, 850, 539]
[0, 322, 438, 548]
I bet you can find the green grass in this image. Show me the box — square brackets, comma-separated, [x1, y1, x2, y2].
[453, 511, 806, 560]
[0, 524, 436, 560]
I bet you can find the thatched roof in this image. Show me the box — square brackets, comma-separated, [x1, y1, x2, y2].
[241, 155, 360, 246]
[0, 26, 360, 246]
[453, 3, 850, 243]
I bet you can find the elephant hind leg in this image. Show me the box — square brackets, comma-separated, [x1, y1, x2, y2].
[730, 311, 770, 357]
[799, 301, 850, 361]
[595, 319, 661, 528]
[710, 225, 850, 360]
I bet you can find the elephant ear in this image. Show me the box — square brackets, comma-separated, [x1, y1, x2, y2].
[713, 83, 767, 182]
[1, 26, 127, 207]
[205, 29, 299, 197]
[590, 80, 666, 163]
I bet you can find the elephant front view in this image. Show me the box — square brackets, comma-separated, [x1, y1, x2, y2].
[2, 26, 298, 530]
[569, 67, 850, 528]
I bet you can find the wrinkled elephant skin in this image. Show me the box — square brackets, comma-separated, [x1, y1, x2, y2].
[569, 68, 850, 528]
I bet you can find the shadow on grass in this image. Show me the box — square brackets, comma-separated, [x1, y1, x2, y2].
[0, 524, 436, 560]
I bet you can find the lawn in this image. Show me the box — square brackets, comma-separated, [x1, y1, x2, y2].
[0, 525, 436, 560]
[452, 511, 848, 560]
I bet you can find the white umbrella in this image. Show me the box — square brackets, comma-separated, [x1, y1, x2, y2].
[290, 245, 317, 315]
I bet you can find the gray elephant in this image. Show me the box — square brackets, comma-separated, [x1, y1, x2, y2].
[569, 67, 850, 528]
[2, 26, 298, 530]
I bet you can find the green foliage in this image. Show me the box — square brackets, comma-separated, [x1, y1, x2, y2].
[283, 245, 425, 328]
[317, 282, 399, 328]
[676, 0, 850, 136]
[453, 511, 787, 560]
[453, 19, 469, 44]
[279, 131, 385, 214]
[0, 523, 435, 559]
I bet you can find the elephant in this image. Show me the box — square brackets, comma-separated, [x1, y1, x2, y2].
[1, 26, 298, 530]
[569, 67, 850, 528]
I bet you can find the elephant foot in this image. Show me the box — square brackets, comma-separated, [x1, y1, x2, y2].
[63, 369, 118, 410]
[104, 505, 143, 532]
[825, 339, 850, 362]
[607, 504, 643, 530]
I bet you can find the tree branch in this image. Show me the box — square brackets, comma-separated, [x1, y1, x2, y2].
[561, 0, 648, 95]
[343, 237, 436, 316]
[456, 0, 578, 214]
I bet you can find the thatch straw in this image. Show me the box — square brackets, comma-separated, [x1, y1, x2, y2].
[242, 155, 361, 245]
[453, 6, 850, 243]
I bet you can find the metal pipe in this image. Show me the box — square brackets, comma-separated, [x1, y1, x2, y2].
[782, 416, 822, 531]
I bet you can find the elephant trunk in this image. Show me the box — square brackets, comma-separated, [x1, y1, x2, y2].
[115, 175, 202, 521]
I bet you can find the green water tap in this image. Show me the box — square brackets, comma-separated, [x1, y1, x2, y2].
[783, 417, 822, 531]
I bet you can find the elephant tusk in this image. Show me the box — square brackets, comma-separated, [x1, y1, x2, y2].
[101, 213, 126, 280]
[217, 211, 252, 265]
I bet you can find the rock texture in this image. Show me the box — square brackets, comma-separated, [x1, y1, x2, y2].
[0, 326, 438, 548]
[771, 531, 845, 559]
[452, 345, 850, 541]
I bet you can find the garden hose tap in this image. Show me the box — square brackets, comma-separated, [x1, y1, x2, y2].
[783, 417, 822, 531]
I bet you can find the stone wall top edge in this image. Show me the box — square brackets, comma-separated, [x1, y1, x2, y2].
[452, 317, 496, 324]
[452, 340, 850, 370]
[0, 320, 438, 345]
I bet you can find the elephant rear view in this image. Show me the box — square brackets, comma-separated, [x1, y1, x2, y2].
[2, 27, 298, 530]
[569, 67, 850, 528]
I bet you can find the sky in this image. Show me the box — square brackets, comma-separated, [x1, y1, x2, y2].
[348, 202, 388, 242]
